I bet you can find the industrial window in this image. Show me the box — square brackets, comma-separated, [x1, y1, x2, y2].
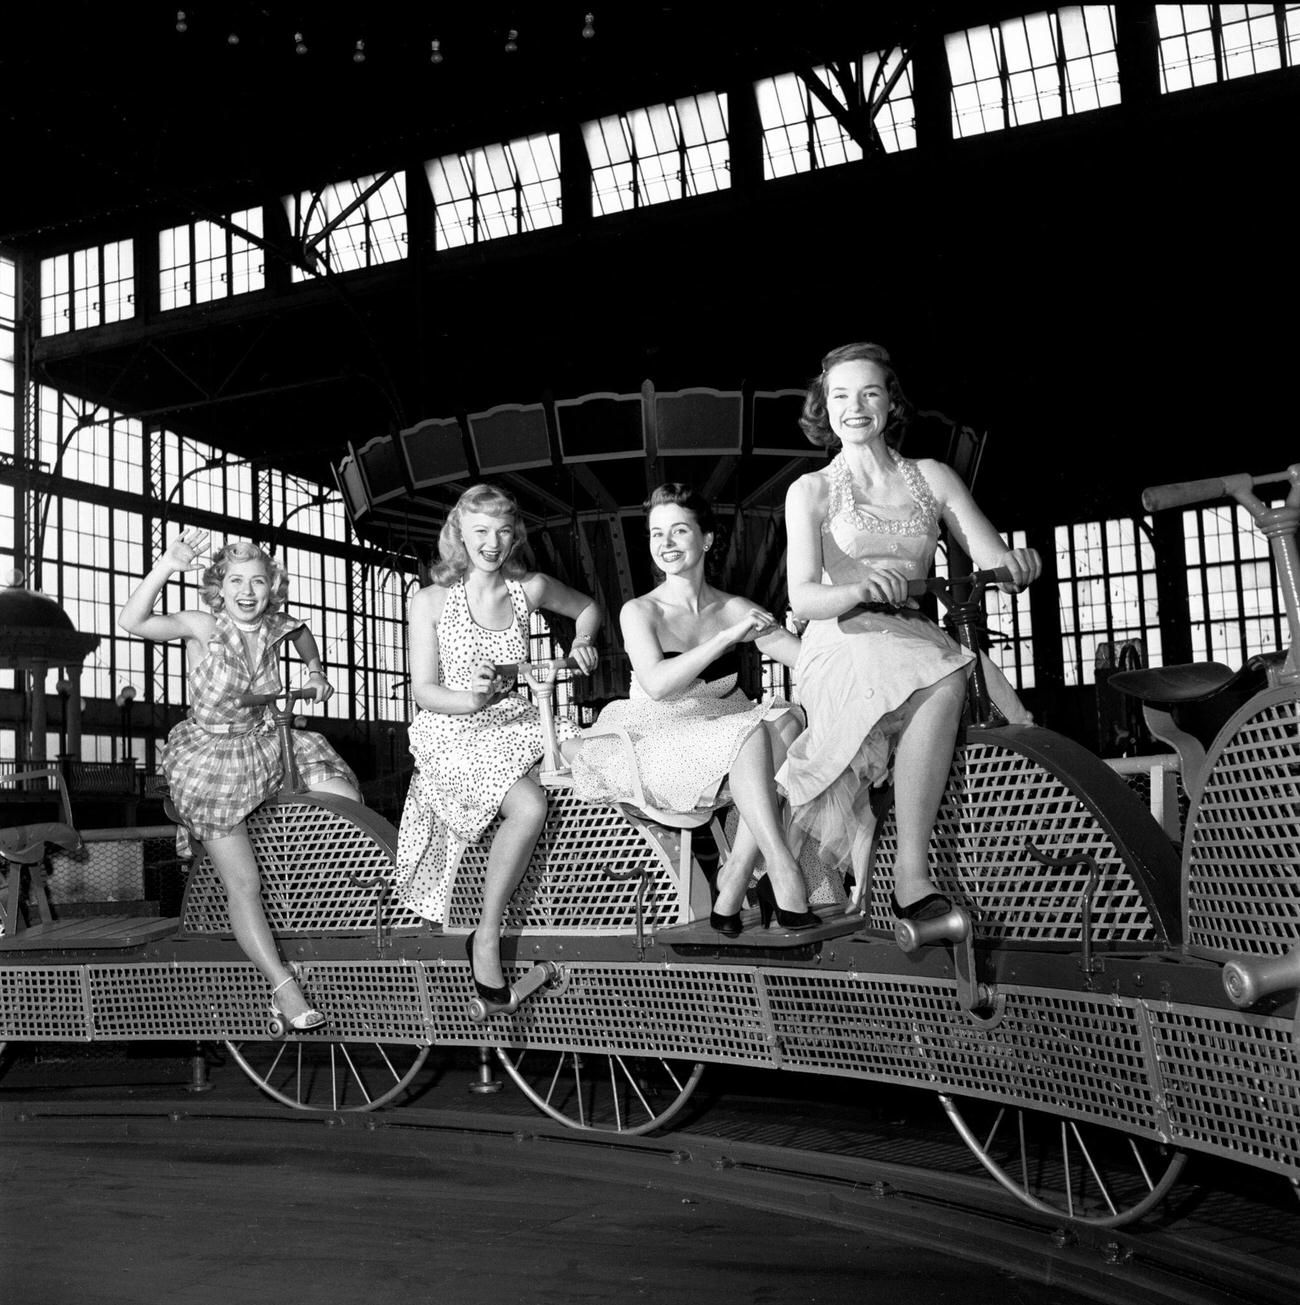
[161, 433, 256, 522]
[583, 93, 730, 215]
[1156, 3, 1299, 90]
[39, 239, 135, 335]
[365, 567, 417, 724]
[159, 208, 265, 310]
[426, 133, 563, 250]
[946, 6, 1120, 139]
[755, 49, 916, 179]
[1183, 502, 1286, 665]
[1, 255, 13, 463]
[284, 172, 408, 281]
[278, 545, 355, 719]
[1056, 517, 1160, 686]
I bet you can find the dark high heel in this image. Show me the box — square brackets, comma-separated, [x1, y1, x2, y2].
[755, 876, 818, 931]
[465, 931, 511, 1005]
[709, 909, 744, 938]
[890, 890, 953, 922]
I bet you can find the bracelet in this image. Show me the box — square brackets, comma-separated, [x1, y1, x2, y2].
[307, 670, 329, 680]
[572, 635, 595, 646]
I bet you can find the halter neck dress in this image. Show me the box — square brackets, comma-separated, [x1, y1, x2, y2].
[394, 578, 580, 923]
[776, 453, 973, 879]
[162, 610, 358, 842]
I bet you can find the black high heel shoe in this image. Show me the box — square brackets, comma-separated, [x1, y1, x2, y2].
[709, 909, 744, 938]
[465, 931, 511, 1005]
[890, 890, 953, 922]
[755, 876, 819, 931]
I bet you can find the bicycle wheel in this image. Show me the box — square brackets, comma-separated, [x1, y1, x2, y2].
[940, 1093, 1189, 1227]
[496, 1047, 704, 1135]
[226, 1037, 430, 1112]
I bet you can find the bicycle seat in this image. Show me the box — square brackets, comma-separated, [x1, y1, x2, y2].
[1110, 653, 1278, 707]
[0, 822, 83, 865]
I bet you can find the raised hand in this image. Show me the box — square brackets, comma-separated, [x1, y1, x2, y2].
[164, 528, 210, 573]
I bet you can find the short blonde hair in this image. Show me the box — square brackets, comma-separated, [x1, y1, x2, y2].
[432, 483, 528, 585]
[200, 541, 289, 613]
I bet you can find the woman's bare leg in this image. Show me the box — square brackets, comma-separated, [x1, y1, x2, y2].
[206, 831, 316, 1021]
[713, 711, 806, 914]
[471, 775, 548, 990]
[309, 776, 363, 803]
[715, 726, 808, 914]
[890, 668, 967, 908]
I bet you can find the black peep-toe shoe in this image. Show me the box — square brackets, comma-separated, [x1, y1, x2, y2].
[465, 931, 511, 1005]
[755, 876, 819, 931]
[709, 909, 744, 938]
[889, 891, 953, 922]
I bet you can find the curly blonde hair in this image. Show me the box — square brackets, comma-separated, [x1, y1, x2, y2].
[199, 541, 289, 613]
[432, 483, 529, 586]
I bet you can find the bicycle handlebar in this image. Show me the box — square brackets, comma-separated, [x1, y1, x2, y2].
[234, 686, 321, 709]
[1143, 464, 1300, 513]
[492, 656, 583, 679]
[910, 566, 1015, 598]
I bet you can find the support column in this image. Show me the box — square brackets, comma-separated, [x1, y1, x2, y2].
[29, 660, 48, 764]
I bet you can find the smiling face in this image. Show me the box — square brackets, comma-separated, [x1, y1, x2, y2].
[648, 502, 711, 575]
[221, 558, 273, 623]
[825, 358, 893, 446]
[459, 510, 517, 573]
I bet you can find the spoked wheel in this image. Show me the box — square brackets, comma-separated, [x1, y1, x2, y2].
[496, 1047, 704, 1135]
[225, 1037, 431, 1112]
[940, 1094, 1189, 1227]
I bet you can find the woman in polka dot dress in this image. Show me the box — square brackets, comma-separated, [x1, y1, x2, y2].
[394, 483, 601, 1002]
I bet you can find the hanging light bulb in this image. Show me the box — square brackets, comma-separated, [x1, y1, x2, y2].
[227, 31, 240, 46]
[175, 10, 188, 34]
[504, 28, 518, 53]
[294, 31, 308, 55]
[353, 39, 366, 64]
[582, 12, 595, 39]
[430, 38, 444, 64]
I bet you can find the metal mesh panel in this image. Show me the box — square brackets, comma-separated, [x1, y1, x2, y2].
[918, 988, 1159, 1133]
[447, 790, 689, 933]
[182, 801, 421, 935]
[46, 836, 144, 905]
[0, 966, 88, 1039]
[761, 969, 956, 1080]
[89, 962, 281, 1039]
[865, 742, 1157, 943]
[429, 961, 774, 1064]
[762, 974, 1157, 1131]
[1185, 692, 1300, 957]
[1148, 1003, 1300, 1172]
[286, 960, 429, 1043]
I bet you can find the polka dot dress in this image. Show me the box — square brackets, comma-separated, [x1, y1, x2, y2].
[393, 578, 578, 923]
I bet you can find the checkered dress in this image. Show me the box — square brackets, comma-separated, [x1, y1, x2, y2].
[161, 611, 357, 842]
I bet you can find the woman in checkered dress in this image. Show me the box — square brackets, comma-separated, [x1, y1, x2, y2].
[119, 529, 359, 1030]
[394, 484, 601, 1005]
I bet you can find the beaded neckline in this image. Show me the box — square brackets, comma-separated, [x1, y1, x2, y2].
[825, 453, 937, 538]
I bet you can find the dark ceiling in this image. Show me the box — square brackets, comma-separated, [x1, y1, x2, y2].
[3, 3, 1297, 547]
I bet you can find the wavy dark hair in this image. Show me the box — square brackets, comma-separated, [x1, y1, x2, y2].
[432, 482, 529, 586]
[200, 541, 289, 614]
[643, 482, 716, 534]
[799, 341, 914, 450]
